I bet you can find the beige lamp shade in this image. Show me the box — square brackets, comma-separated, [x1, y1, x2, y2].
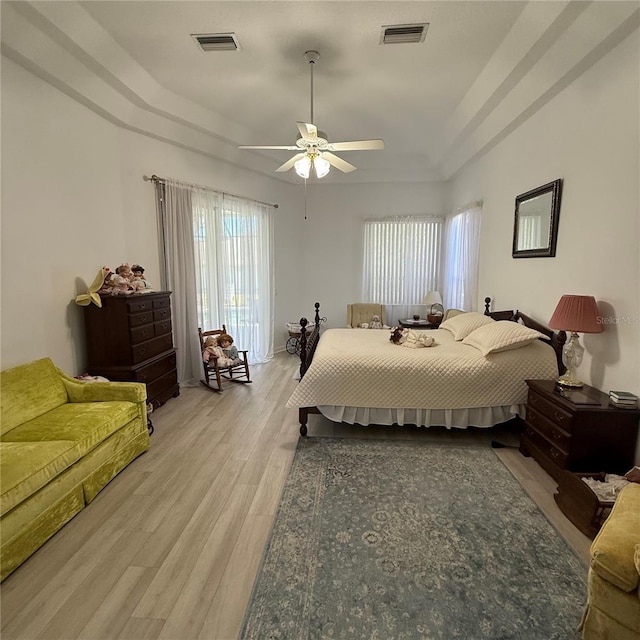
[423, 291, 443, 307]
[423, 291, 444, 325]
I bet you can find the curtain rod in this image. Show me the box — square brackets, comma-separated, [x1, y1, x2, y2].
[143, 174, 279, 209]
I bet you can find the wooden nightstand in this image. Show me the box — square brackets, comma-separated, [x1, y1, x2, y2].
[520, 379, 640, 481]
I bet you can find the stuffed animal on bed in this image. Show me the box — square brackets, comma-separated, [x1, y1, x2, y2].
[389, 327, 435, 348]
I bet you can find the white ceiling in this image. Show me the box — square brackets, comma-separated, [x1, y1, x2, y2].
[2, 1, 638, 184]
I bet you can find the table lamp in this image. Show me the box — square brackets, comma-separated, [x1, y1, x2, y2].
[548, 295, 602, 388]
[423, 291, 444, 326]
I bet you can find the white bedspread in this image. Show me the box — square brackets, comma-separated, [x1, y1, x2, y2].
[286, 328, 558, 411]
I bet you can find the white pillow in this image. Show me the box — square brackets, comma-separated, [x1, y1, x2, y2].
[439, 312, 494, 340]
[462, 321, 547, 356]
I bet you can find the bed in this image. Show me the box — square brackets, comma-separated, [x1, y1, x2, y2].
[286, 299, 566, 436]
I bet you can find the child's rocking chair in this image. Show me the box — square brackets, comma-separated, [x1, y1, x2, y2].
[198, 326, 252, 392]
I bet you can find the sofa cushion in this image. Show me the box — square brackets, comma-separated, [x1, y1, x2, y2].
[590, 484, 640, 592]
[0, 358, 68, 436]
[0, 441, 80, 516]
[2, 402, 139, 458]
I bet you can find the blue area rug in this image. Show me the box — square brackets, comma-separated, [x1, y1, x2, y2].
[242, 438, 587, 639]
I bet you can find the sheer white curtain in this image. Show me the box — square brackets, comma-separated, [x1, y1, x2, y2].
[157, 179, 274, 386]
[158, 180, 204, 384]
[362, 216, 443, 321]
[442, 202, 482, 311]
[193, 191, 274, 363]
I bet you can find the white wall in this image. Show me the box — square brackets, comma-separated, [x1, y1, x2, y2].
[299, 182, 447, 329]
[449, 31, 640, 398]
[0, 56, 304, 372]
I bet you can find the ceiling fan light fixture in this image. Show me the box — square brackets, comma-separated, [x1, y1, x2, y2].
[294, 155, 312, 179]
[294, 153, 331, 180]
[314, 154, 331, 179]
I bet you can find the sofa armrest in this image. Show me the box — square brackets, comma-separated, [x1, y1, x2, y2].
[590, 484, 640, 592]
[58, 370, 147, 405]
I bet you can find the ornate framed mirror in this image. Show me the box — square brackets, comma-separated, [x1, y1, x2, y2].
[512, 179, 563, 258]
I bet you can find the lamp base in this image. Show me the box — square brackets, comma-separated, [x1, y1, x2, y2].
[556, 375, 584, 388]
[557, 332, 585, 388]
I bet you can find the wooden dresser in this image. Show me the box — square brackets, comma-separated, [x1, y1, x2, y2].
[83, 291, 179, 408]
[520, 379, 640, 480]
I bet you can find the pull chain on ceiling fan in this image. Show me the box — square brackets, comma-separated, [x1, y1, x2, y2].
[238, 50, 384, 179]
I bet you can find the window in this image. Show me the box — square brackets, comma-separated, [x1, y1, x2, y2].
[362, 216, 443, 312]
[442, 203, 482, 311]
[192, 190, 274, 363]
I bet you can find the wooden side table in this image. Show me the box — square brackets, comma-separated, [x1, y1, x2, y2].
[520, 379, 640, 481]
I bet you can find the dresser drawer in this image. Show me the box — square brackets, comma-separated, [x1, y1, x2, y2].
[522, 426, 568, 468]
[134, 351, 176, 383]
[128, 311, 154, 328]
[154, 319, 172, 337]
[130, 323, 155, 344]
[131, 334, 173, 364]
[527, 390, 574, 432]
[154, 308, 171, 322]
[127, 298, 154, 314]
[525, 406, 570, 452]
[146, 369, 178, 402]
[153, 296, 171, 310]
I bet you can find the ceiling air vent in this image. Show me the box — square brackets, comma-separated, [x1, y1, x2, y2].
[380, 23, 429, 45]
[192, 33, 240, 52]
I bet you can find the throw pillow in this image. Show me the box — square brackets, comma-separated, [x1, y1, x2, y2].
[462, 320, 547, 356]
[439, 312, 494, 340]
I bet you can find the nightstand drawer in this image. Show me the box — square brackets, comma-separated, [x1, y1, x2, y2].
[522, 426, 568, 468]
[528, 390, 574, 432]
[526, 406, 570, 452]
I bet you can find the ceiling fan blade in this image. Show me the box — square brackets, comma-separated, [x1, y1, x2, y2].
[297, 122, 318, 143]
[238, 145, 299, 150]
[328, 139, 385, 151]
[323, 152, 357, 173]
[275, 153, 306, 172]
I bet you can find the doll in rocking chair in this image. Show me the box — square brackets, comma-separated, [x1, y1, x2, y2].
[202, 336, 237, 368]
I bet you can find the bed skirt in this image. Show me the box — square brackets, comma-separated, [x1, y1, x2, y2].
[316, 404, 525, 429]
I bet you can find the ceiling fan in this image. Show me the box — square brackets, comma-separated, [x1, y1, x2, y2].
[238, 50, 384, 179]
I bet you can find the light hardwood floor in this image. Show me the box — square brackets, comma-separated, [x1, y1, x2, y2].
[1, 352, 591, 640]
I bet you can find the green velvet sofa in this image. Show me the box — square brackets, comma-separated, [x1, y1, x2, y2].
[0, 357, 150, 581]
[580, 482, 640, 639]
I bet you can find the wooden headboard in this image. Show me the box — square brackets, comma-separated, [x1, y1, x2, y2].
[484, 296, 566, 375]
